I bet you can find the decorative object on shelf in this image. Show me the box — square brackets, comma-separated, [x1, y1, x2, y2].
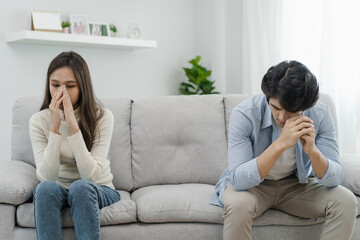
[109, 24, 118, 37]
[128, 23, 141, 39]
[69, 15, 89, 35]
[88, 22, 110, 37]
[179, 56, 220, 95]
[61, 21, 71, 34]
[31, 10, 62, 33]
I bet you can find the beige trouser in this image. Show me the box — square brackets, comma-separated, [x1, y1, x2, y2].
[222, 176, 358, 240]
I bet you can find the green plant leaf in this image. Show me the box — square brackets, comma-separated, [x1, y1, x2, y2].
[199, 81, 213, 93]
[190, 66, 198, 77]
[198, 65, 207, 72]
[189, 56, 201, 66]
[179, 56, 219, 95]
[180, 82, 195, 89]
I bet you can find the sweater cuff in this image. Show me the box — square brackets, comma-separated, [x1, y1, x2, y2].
[49, 131, 63, 147]
[67, 131, 91, 160]
[67, 130, 87, 150]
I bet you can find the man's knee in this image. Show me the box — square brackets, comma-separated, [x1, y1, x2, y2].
[223, 189, 256, 219]
[339, 187, 358, 216]
[328, 186, 358, 217]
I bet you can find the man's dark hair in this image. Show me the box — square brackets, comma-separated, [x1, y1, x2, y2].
[261, 60, 319, 112]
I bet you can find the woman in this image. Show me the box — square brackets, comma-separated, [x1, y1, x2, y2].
[30, 51, 120, 240]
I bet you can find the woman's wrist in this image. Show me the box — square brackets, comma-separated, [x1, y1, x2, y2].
[70, 126, 80, 136]
[50, 127, 60, 135]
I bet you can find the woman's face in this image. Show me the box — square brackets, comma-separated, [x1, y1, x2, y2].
[49, 67, 80, 110]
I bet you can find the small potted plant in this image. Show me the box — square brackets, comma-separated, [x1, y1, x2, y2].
[61, 21, 71, 34]
[109, 24, 118, 37]
[179, 56, 220, 95]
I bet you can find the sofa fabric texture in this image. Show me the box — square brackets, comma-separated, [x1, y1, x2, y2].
[101, 98, 134, 191]
[1, 94, 359, 240]
[131, 183, 223, 223]
[16, 190, 136, 227]
[131, 95, 228, 189]
[0, 161, 38, 205]
[0, 204, 15, 240]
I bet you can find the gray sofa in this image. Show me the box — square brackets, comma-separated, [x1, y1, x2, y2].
[0, 94, 359, 240]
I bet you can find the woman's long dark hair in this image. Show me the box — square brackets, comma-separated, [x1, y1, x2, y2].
[40, 51, 104, 151]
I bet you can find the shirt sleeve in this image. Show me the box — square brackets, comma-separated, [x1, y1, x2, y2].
[67, 109, 114, 182]
[228, 108, 263, 191]
[314, 107, 342, 187]
[29, 114, 62, 182]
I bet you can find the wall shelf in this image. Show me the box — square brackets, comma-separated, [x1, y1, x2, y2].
[6, 31, 157, 50]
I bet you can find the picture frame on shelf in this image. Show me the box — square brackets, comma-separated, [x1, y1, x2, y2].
[31, 10, 62, 32]
[69, 15, 89, 35]
[88, 22, 110, 37]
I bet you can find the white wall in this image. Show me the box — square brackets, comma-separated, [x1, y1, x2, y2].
[0, 0, 222, 163]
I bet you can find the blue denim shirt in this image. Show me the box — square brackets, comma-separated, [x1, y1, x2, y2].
[210, 94, 341, 208]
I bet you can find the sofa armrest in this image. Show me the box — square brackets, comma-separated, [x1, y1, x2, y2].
[0, 161, 39, 205]
[341, 153, 360, 196]
[0, 204, 15, 239]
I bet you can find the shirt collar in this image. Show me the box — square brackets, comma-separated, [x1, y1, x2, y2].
[261, 101, 273, 129]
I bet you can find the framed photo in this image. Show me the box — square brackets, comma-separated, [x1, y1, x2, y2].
[69, 15, 89, 35]
[31, 10, 62, 32]
[88, 22, 110, 37]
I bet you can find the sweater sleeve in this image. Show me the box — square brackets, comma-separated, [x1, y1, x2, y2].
[67, 109, 114, 182]
[29, 114, 62, 182]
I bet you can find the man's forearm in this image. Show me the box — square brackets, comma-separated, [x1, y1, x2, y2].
[308, 147, 329, 179]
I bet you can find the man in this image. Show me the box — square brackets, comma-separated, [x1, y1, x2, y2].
[210, 60, 357, 240]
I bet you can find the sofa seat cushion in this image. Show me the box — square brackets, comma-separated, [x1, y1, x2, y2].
[16, 190, 137, 227]
[132, 184, 223, 223]
[132, 184, 360, 225]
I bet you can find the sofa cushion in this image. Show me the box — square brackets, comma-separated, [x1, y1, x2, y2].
[0, 161, 39, 205]
[131, 184, 223, 223]
[131, 95, 228, 188]
[11, 97, 42, 167]
[132, 184, 360, 225]
[341, 153, 360, 196]
[16, 190, 137, 227]
[101, 98, 133, 191]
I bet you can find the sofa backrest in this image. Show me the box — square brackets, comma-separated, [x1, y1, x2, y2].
[99, 98, 133, 191]
[11, 93, 338, 191]
[11, 97, 134, 191]
[130, 95, 228, 189]
[11, 97, 43, 167]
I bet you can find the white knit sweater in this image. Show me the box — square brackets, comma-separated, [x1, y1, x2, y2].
[29, 107, 115, 190]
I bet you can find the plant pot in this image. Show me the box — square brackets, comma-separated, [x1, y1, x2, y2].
[110, 31, 118, 38]
[62, 27, 70, 34]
